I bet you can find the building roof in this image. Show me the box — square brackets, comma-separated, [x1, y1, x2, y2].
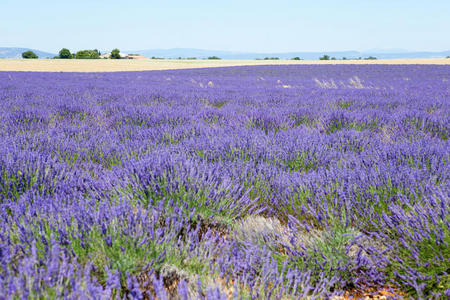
[100, 52, 129, 58]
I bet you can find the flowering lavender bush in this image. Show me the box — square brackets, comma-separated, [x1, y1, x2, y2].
[0, 65, 448, 299]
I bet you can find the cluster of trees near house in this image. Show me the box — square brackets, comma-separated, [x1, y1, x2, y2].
[21, 48, 123, 59]
[22, 49, 224, 60]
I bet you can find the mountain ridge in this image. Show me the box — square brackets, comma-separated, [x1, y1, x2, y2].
[0, 47, 56, 59]
[127, 48, 450, 60]
[1, 47, 449, 60]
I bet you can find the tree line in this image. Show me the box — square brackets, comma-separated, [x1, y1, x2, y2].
[22, 48, 123, 59]
[22, 50, 409, 61]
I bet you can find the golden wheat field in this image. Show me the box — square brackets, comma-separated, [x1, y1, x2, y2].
[0, 58, 449, 72]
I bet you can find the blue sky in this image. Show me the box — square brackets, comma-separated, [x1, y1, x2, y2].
[1, 0, 449, 53]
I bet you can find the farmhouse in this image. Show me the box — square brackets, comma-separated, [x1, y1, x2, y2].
[100, 52, 131, 59]
[127, 54, 148, 60]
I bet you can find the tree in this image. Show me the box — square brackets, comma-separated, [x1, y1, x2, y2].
[291, 57, 302, 60]
[207, 56, 221, 60]
[59, 48, 73, 59]
[110, 49, 121, 59]
[319, 55, 330, 60]
[75, 50, 100, 59]
[22, 51, 38, 59]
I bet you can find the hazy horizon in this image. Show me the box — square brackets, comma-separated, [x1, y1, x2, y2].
[1, 0, 449, 53]
[4, 47, 450, 55]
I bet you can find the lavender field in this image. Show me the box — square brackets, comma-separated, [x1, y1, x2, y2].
[0, 65, 449, 299]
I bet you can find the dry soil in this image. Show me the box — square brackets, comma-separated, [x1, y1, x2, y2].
[0, 58, 449, 72]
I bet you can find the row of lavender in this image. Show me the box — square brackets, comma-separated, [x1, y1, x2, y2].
[0, 65, 448, 299]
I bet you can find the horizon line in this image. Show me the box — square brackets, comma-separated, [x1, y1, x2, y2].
[2, 46, 450, 55]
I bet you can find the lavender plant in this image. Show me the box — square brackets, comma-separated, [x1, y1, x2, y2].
[0, 65, 448, 299]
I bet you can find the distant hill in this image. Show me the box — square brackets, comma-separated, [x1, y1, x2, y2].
[127, 48, 450, 60]
[1, 47, 449, 60]
[0, 47, 56, 59]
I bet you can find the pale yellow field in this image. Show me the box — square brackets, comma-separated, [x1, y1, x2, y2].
[0, 58, 449, 72]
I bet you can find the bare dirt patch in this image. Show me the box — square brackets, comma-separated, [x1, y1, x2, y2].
[0, 58, 449, 72]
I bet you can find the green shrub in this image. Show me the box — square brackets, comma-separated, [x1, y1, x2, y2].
[22, 51, 38, 59]
[58, 48, 72, 59]
[75, 50, 100, 59]
[291, 57, 302, 60]
[319, 55, 330, 60]
[207, 56, 221, 60]
[110, 48, 121, 59]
